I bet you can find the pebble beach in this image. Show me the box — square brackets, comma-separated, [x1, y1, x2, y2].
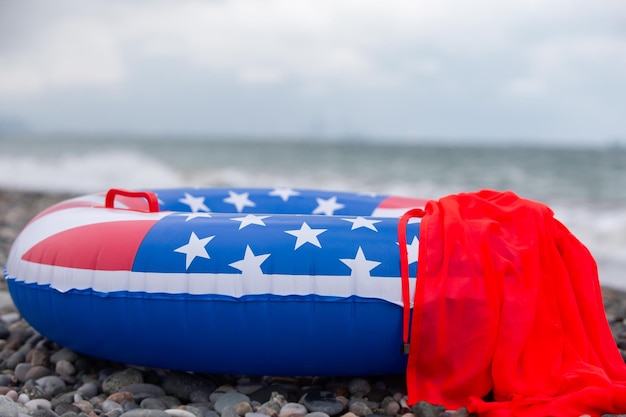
[1, 189, 626, 417]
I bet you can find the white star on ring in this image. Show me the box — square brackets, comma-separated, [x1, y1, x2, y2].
[340, 247, 381, 276]
[342, 216, 382, 231]
[174, 232, 215, 269]
[285, 222, 327, 249]
[230, 214, 270, 230]
[223, 191, 256, 213]
[178, 193, 210, 213]
[269, 187, 300, 202]
[312, 196, 345, 216]
[229, 245, 271, 276]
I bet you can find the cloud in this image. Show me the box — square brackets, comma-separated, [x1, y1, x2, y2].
[0, 2, 125, 96]
[10, 0, 622, 97]
[0, 0, 624, 141]
[505, 35, 626, 98]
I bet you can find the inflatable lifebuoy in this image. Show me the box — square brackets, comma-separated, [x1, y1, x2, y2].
[4, 187, 424, 375]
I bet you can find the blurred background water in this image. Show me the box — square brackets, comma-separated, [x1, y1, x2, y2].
[1, 136, 625, 289]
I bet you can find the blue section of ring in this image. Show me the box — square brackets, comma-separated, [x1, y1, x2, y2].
[151, 187, 388, 215]
[6, 276, 408, 375]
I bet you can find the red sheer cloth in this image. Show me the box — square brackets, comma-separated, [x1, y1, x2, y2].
[405, 190, 626, 416]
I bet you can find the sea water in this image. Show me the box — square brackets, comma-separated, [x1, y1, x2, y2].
[1, 136, 625, 289]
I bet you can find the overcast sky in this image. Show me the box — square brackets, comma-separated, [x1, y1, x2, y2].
[1, 0, 625, 145]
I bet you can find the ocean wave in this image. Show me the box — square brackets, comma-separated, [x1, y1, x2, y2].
[0, 142, 624, 289]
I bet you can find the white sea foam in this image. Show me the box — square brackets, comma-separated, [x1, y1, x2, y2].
[0, 151, 184, 193]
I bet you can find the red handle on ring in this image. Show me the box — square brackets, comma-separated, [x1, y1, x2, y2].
[105, 188, 160, 212]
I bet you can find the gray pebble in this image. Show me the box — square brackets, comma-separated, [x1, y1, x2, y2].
[53, 403, 80, 415]
[214, 393, 251, 414]
[14, 363, 32, 383]
[55, 360, 76, 376]
[0, 396, 19, 417]
[124, 402, 140, 412]
[348, 401, 372, 417]
[50, 392, 75, 409]
[178, 406, 203, 417]
[119, 409, 172, 417]
[123, 384, 166, 401]
[36, 376, 66, 397]
[49, 348, 79, 365]
[301, 392, 344, 417]
[25, 365, 52, 381]
[102, 400, 124, 413]
[29, 348, 50, 367]
[383, 400, 400, 416]
[140, 398, 167, 410]
[248, 386, 289, 404]
[157, 396, 181, 409]
[77, 382, 99, 398]
[161, 373, 215, 402]
[348, 379, 371, 398]
[0, 316, 14, 331]
[102, 369, 144, 395]
[25, 398, 52, 411]
[0, 374, 13, 387]
[6, 350, 26, 370]
[220, 406, 239, 417]
[188, 390, 211, 404]
[164, 410, 197, 417]
[30, 407, 60, 417]
[279, 402, 308, 417]
[233, 401, 253, 416]
[1, 312, 19, 324]
[411, 401, 445, 417]
[304, 413, 330, 417]
[21, 381, 45, 400]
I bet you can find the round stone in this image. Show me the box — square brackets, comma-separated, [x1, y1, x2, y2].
[214, 393, 251, 414]
[120, 410, 172, 417]
[279, 402, 308, 417]
[140, 397, 167, 410]
[24, 398, 51, 411]
[28, 348, 50, 367]
[302, 391, 344, 417]
[35, 375, 66, 397]
[348, 401, 372, 417]
[0, 396, 19, 417]
[55, 359, 76, 376]
[348, 379, 371, 398]
[107, 391, 135, 404]
[102, 400, 125, 413]
[123, 383, 166, 401]
[24, 365, 51, 381]
[14, 363, 32, 382]
[54, 402, 81, 415]
[49, 347, 80, 364]
[164, 410, 197, 417]
[102, 369, 144, 395]
[161, 373, 215, 402]
[77, 381, 99, 398]
[233, 401, 253, 416]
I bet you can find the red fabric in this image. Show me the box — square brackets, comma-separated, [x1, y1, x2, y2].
[405, 190, 626, 416]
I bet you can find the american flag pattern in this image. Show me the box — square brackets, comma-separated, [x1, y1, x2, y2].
[5, 187, 424, 375]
